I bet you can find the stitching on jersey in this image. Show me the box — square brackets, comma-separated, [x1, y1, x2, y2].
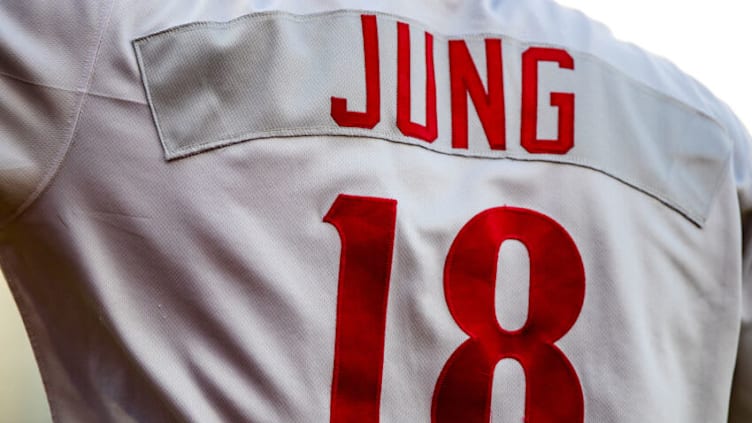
[160, 119, 709, 225]
[0, 0, 117, 230]
[0, 71, 82, 95]
[134, 44, 172, 159]
[84, 91, 148, 106]
[0, 71, 147, 107]
[164, 129, 705, 225]
[0, 72, 146, 106]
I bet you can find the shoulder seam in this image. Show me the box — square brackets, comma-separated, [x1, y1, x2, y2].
[0, 0, 118, 229]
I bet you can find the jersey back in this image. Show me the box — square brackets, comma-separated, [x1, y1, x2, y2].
[0, 1, 750, 422]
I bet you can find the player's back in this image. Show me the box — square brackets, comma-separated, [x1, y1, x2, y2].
[0, 0, 750, 421]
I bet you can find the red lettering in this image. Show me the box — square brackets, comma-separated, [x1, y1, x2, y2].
[332, 16, 577, 156]
[449, 39, 506, 150]
[331, 15, 381, 129]
[521, 47, 575, 154]
[432, 207, 585, 423]
[326, 195, 397, 423]
[326, 196, 586, 422]
[397, 22, 438, 142]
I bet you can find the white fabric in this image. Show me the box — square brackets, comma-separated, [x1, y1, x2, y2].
[0, 0, 750, 422]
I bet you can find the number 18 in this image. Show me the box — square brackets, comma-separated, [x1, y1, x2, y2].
[325, 194, 585, 423]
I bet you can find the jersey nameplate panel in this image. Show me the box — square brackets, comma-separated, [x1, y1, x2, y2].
[134, 10, 730, 226]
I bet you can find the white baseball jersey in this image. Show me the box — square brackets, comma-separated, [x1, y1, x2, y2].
[1, 0, 750, 422]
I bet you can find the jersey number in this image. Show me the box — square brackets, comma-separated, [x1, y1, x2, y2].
[325, 194, 585, 422]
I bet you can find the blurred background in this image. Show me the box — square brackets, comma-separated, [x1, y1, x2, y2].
[1, 1, 750, 421]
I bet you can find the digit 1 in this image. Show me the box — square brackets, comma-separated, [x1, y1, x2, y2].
[325, 194, 398, 423]
[433, 207, 585, 422]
